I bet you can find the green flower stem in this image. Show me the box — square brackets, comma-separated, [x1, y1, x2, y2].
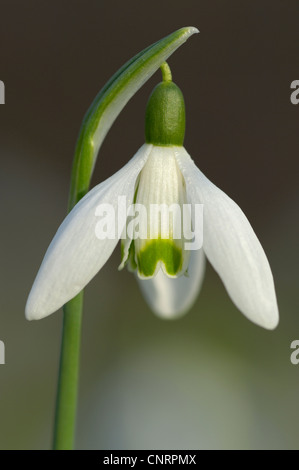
[53, 294, 83, 450]
[52, 26, 198, 450]
[160, 62, 172, 82]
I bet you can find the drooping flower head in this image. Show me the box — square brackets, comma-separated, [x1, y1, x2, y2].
[26, 62, 279, 330]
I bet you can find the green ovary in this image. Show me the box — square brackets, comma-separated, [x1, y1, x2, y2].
[137, 239, 183, 277]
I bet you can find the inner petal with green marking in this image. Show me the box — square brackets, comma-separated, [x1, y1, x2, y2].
[137, 238, 183, 278]
[119, 144, 191, 279]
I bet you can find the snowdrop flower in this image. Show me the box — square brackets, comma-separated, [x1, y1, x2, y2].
[26, 64, 279, 330]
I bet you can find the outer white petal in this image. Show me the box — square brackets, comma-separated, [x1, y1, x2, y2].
[137, 248, 205, 319]
[175, 147, 279, 330]
[26, 144, 152, 320]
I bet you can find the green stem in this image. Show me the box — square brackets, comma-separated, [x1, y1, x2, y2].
[160, 62, 172, 82]
[53, 294, 83, 450]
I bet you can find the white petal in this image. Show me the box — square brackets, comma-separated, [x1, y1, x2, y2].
[26, 144, 152, 320]
[137, 248, 205, 319]
[134, 146, 190, 278]
[175, 147, 279, 330]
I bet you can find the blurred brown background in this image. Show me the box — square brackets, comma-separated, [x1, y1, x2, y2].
[0, 0, 298, 449]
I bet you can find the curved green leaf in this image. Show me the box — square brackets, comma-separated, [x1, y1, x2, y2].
[68, 26, 199, 208]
